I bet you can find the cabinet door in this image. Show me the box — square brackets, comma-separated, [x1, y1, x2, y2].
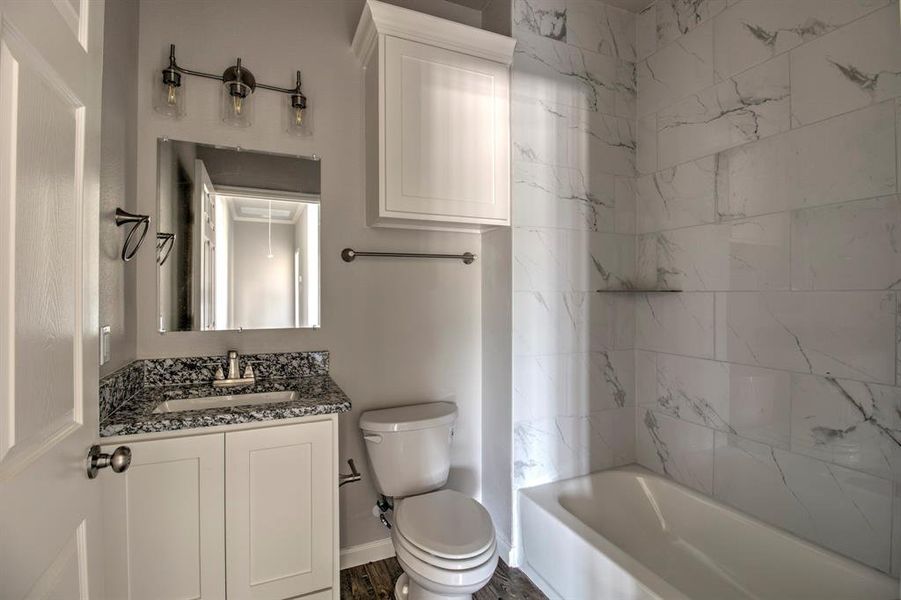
[226, 420, 335, 600]
[384, 36, 510, 224]
[101, 434, 226, 600]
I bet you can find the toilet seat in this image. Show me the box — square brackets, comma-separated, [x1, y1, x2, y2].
[394, 534, 497, 594]
[391, 489, 499, 596]
[393, 527, 497, 571]
[394, 489, 495, 560]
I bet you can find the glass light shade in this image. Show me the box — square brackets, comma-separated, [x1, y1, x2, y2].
[221, 81, 253, 127]
[287, 101, 312, 136]
[154, 71, 185, 118]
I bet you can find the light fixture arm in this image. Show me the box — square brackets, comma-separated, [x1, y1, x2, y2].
[162, 43, 304, 96]
[164, 44, 221, 82]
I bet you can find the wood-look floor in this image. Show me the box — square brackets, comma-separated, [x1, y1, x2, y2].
[339, 556, 547, 600]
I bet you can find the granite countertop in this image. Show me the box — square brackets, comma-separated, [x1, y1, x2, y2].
[100, 374, 351, 438]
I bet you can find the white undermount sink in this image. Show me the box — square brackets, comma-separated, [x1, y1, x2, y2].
[152, 390, 299, 414]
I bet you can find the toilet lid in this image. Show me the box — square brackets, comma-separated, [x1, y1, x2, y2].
[395, 489, 495, 560]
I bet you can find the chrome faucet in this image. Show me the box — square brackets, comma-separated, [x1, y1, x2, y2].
[213, 350, 256, 388]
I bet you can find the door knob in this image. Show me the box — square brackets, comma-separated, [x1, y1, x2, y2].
[86, 445, 132, 479]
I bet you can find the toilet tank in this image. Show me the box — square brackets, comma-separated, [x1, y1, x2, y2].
[359, 402, 457, 498]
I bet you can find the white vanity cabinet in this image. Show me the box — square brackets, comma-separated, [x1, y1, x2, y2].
[353, 0, 515, 231]
[100, 416, 338, 600]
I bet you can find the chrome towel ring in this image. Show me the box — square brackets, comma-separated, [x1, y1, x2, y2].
[156, 232, 176, 266]
[115, 208, 150, 262]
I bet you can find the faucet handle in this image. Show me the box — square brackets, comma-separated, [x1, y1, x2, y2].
[214, 366, 225, 380]
[243, 364, 255, 379]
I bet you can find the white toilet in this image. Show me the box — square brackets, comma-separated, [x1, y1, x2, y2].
[359, 402, 498, 600]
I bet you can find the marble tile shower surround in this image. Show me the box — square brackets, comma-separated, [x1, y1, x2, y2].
[509, 0, 901, 575]
[629, 0, 901, 575]
[511, 0, 639, 500]
[99, 351, 329, 422]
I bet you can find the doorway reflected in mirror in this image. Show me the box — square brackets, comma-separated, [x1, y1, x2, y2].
[157, 139, 321, 332]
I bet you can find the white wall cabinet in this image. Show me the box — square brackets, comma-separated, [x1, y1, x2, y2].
[101, 417, 338, 600]
[353, 0, 515, 231]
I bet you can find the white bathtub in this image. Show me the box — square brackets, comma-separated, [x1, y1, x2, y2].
[519, 466, 897, 600]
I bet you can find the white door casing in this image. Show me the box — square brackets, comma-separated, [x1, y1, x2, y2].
[0, 0, 105, 598]
[192, 158, 216, 331]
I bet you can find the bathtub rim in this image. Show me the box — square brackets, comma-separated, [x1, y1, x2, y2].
[520, 466, 686, 600]
[518, 464, 897, 599]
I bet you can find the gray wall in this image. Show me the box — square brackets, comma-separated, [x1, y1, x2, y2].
[134, 0, 486, 550]
[156, 140, 196, 331]
[99, 0, 139, 376]
[195, 144, 321, 195]
[480, 226, 513, 551]
[231, 220, 295, 329]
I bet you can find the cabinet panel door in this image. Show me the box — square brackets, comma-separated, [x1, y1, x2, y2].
[226, 420, 334, 600]
[101, 434, 226, 600]
[384, 36, 510, 223]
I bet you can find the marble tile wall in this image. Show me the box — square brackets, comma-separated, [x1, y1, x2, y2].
[633, 0, 901, 574]
[511, 0, 638, 494]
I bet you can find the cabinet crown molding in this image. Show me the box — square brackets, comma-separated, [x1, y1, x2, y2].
[352, 0, 516, 66]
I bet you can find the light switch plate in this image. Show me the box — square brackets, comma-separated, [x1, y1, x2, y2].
[99, 325, 111, 366]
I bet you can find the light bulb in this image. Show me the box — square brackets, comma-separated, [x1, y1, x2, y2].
[293, 106, 304, 127]
[233, 94, 243, 116]
[167, 83, 177, 106]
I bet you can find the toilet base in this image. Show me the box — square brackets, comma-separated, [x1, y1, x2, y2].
[394, 572, 473, 600]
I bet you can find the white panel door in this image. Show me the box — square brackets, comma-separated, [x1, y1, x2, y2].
[384, 36, 510, 223]
[226, 420, 335, 600]
[0, 0, 105, 598]
[100, 434, 225, 600]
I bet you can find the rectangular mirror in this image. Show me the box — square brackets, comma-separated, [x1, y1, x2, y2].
[157, 139, 321, 332]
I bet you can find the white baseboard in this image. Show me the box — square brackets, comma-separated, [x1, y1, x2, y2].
[496, 537, 518, 568]
[519, 561, 563, 600]
[340, 537, 396, 570]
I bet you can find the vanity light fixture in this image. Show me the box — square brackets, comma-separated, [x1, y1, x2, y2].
[154, 44, 310, 134]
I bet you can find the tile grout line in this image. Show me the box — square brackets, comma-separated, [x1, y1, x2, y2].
[649, 98, 894, 177]
[627, 345, 900, 389]
[636, 191, 900, 237]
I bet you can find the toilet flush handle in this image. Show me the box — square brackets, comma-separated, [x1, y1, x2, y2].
[363, 433, 382, 444]
[339, 459, 362, 488]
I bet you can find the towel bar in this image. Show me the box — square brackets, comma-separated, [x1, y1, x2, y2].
[341, 248, 476, 265]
